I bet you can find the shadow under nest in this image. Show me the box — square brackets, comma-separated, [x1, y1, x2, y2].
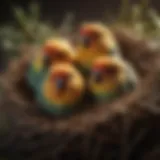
[0, 28, 160, 160]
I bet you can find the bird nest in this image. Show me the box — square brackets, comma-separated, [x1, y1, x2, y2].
[0, 28, 160, 160]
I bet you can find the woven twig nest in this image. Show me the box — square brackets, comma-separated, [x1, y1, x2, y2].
[0, 28, 160, 160]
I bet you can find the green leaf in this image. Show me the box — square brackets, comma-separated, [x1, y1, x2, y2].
[118, 0, 131, 23]
[59, 12, 74, 37]
[130, 4, 141, 24]
[29, 3, 40, 21]
[13, 7, 28, 26]
[148, 9, 160, 29]
[28, 3, 40, 34]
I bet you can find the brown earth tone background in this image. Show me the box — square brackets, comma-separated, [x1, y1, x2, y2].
[0, 0, 160, 24]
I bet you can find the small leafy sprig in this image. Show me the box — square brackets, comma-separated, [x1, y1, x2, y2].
[0, 3, 75, 58]
[13, 3, 56, 43]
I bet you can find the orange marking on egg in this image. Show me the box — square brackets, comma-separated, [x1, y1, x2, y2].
[80, 27, 93, 36]
[93, 63, 106, 72]
[51, 71, 70, 81]
[43, 43, 61, 56]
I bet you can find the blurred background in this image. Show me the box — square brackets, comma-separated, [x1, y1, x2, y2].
[0, 0, 160, 71]
[0, 0, 159, 24]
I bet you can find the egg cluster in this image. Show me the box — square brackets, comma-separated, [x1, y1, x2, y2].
[26, 22, 138, 115]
